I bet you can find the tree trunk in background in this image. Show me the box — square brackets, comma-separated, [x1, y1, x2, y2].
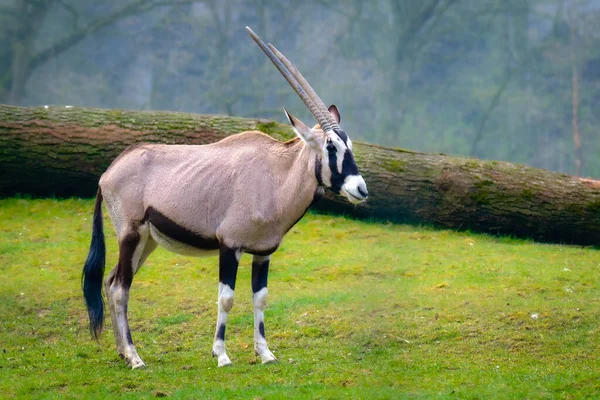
[2, 104, 600, 245]
[569, 21, 582, 176]
[0, 104, 291, 197]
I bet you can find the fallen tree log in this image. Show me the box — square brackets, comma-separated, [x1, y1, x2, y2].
[1, 104, 600, 245]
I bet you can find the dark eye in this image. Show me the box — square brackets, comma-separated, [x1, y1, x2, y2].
[326, 140, 336, 154]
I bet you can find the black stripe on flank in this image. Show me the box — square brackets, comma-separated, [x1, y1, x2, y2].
[216, 324, 226, 341]
[144, 207, 219, 250]
[259, 322, 265, 338]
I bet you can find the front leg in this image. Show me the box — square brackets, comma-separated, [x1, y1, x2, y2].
[252, 254, 277, 364]
[212, 246, 240, 367]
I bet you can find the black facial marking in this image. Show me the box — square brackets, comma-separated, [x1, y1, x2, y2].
[216, 324, 226, 341]
[144, 207, 219, 250]
[342, 149, 360, 176]
[219, 246, 240, 290]
[259, 322, 265, 338]
[252, 258, 270, 294]
[333, 128, 348, 145]
[328, 149, 360, 194]
[326, 139, 336, 154]
[328, 152, 343, 194]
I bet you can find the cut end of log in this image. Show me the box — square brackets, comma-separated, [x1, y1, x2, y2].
[578, 178, 600, 189]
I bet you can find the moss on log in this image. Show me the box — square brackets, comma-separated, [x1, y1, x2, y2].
[0, 105, 293, 197]
[1, 104, 599, 245]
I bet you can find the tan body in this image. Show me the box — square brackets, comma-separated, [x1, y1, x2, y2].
[100, 132, 318, 254]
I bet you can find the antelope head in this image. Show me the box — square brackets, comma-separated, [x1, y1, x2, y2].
[246, 27, 368, 204]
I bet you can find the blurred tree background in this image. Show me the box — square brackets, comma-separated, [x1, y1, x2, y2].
[2, 0, 599, 177]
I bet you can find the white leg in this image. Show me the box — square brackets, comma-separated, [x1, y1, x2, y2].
[252, 255, 277, 364]
[104, 238, 157, 361]
[111, 284, 145, 369]
[211, 246, 240, 367]
[104, 268, 124, 357]
[106, 227, 154, 369]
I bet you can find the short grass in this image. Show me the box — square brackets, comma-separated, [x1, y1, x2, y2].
[1, 198, 599, 399]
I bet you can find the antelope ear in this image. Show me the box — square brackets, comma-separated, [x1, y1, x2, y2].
[328, 105, 340, 124]
[284, 108, 322, 150]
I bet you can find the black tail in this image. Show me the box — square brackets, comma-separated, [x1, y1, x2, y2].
[82, 188, 106, 339]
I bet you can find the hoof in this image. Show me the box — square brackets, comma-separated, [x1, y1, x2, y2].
[213, 350, 232, 367]
[218, 359, 232, 367]
[262, 357, 278, 365]
[127, 357, 146, 370]
[217, 355, 232, 367]
[131, 362, 146, 370]
[257, 350, 277, 365]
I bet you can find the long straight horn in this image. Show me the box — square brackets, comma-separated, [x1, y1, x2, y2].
[267, 43, 339, 131]
[245, 26, 332, 132]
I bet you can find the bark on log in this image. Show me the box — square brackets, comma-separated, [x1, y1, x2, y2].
[2, 104, 600, 245]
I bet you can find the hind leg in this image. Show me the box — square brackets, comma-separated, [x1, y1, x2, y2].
[105, 267, 124, 358]
[104, 235, 156, 361]
[105, 224, 157, 369]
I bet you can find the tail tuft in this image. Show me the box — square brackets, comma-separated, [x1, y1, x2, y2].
[82, 188, 106, 339]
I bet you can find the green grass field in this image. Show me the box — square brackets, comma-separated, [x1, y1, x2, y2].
[0, 198, 599, 399]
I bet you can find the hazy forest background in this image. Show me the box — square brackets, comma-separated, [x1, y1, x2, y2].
[2, 0, 600, 177]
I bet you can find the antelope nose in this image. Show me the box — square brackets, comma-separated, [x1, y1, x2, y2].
[358, 183, 368, 199]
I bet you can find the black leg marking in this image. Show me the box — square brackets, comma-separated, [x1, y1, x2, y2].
[116, 232, 140, 288]
[253, 256, 269, 342]
[252, 257, 270, 294]
[125, 328, 133, 346]
[252, 255, 276, 363]
[219, 246, 240, 290]
[212, 246, 240, 366]
[259, 322, 265, 338]
[216, 324, 226, 341]
[109, 230, 147, 368]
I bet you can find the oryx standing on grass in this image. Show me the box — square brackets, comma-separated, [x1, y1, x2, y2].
[82, 26, 368, 369]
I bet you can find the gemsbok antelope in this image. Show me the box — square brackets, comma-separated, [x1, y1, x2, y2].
[82, 26, 368, 369]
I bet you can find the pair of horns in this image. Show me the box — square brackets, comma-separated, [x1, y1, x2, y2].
[246, 26, 339, 133]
